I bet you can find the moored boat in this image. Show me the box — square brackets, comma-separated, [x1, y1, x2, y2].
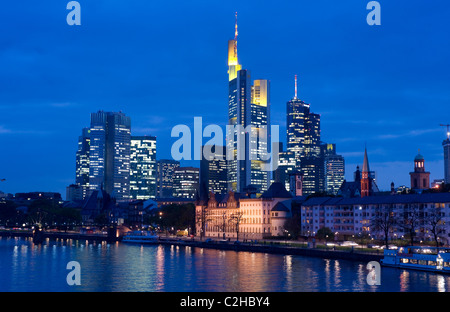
[381, 246, 450, 274]
[122, 230, 160, 244]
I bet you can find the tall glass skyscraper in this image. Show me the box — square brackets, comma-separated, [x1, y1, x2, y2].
[156, 159, 180, 198]
[444, 135, 450, 184]
[130, 136, 157, 200]
[172, 167, 199, 199]
[88, 111, 131, 201]
[226, 15, 271, 194]
[322, 143, 345, 195]
[286, 75, 321, 165]
[75, 127, 90, 199]
[200, 145, 228, 196]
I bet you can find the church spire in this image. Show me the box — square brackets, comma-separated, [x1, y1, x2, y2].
[362, 145, 370, 173]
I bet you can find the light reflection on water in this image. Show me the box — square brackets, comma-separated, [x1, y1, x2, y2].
[0, 237, 448, 292]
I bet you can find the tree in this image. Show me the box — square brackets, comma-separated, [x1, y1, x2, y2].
[316, 227, 334, 242]
[425, 206, 445, 248]
[0, 200, 18, 225]
[283, 215, 302, 239]
[159, 204, 196, 233]
[371, 204, 396, 248]
[229, 212, 243, 241]
[397, 204, 422, 246]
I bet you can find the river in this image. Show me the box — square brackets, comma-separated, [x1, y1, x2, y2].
[0, 237, 447, 292]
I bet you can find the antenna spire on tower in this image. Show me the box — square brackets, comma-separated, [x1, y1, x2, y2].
[235, 12, 238, 40]
[294, 75, 298, 99]
[441, 124, 450, 140]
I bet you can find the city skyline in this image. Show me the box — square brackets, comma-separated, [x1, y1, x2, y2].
[1, 1, 450, 198]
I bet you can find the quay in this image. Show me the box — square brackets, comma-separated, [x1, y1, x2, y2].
[0, 230, 383, 262]
[157, 237, 383, 262]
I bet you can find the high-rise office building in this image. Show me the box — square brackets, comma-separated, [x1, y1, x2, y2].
[274, 143, 296, 192]
[75, 127, 90, 199]
[286, 75, 323, 195]
[156, 159, 180, 198]
[286, 75, 321, 166]
[301, 156, 325, 195]
[444, 133, 450, 184]
[88, 111, 131, 201]
[226, 14, 270, 194]
[200, 145, 228, 196]
[130, 136, 157, 200]
[322, 143, 345, 195]
[173, 167, 199, 199]
[251, 79, 271, 193]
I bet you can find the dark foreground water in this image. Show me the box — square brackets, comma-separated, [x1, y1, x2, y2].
[0, 237, 448, 292]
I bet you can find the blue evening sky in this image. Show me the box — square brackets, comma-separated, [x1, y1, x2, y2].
[0, 1, 449, 198]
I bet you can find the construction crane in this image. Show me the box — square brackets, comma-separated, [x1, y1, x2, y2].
[441, 124, 450, 140]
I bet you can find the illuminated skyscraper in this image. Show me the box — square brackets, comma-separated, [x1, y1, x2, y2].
[322, 144, 345, 195]
[274, 143, 296, 192]
[286, 75, 321, 165]
[156, 159, 180, 198]
[88, 111, 131, 201]
[200, 145, 228, 195]
[75, 127, 90, 199]
[130, 136, 157, 199]
[226, 14, 271, 194]
[444, 134, 450, 184]
[173, 167, 199, 199]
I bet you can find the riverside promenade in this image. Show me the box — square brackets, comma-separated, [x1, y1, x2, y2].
[0, 229, 383, 262]
[158, 237, 384, 262]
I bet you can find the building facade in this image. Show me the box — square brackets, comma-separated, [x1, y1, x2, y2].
[130, 136, 157, 200]
[172, 167, 199, 199]
[200, 145, 228, 196]
[75, 127, 90, 199]
[443, 135, 450, 184]
[156, 159, 180, 198]
[301, 193, 450, 245]
[196, 182, 293, 240]
[226, 15, 271, 194]
[410, 152, 430, 191]
[88, 111, 131, 201]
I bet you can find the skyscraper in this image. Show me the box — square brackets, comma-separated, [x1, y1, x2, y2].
[88, 111, 131, 201]
[274, 143, 296, 192]
[75, 127, 90, 199]
[173, 167, 199, 199]
[130, 136, 157, 199]
[322, 144, 345, 195]
[286, 75, 321, 165]
[286, 75, 323, 195]
[156, 159, 180, 198]
[226, 14, 271, 194]
[444, 133, 450, 184]
[200, 145, 228, 196]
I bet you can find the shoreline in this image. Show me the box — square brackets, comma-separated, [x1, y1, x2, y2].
[0, 230, 383, 263]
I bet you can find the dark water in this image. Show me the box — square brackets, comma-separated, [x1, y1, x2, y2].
[0, 237, 448, 292]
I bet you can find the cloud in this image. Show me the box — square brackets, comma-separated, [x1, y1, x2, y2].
[0, 125, 51, 136]
[376, 128, 442, 140]
[0, 126, 12, 134]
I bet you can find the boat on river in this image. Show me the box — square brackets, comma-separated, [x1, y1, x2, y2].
[122, 230, 160, 244]
[382, 246, 450, 274]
